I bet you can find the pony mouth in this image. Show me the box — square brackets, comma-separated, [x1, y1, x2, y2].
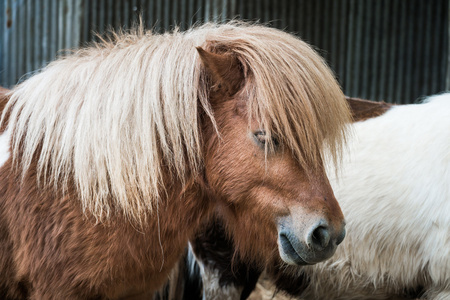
[278, 233, 311, 265]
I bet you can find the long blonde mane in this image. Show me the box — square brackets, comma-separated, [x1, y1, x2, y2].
[2, 22, 350, 224]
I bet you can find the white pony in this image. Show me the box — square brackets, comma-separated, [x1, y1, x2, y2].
[183, 93, 450, 300]
[294, 93, 450, 300]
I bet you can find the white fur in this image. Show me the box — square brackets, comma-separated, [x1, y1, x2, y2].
[295, 94, 450, 299]
[188, 243, 244, 300]
[0, 130, 10, 168]
[201, 268, 243, 300]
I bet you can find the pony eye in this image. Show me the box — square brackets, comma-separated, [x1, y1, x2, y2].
[254, 130, 279, 148]
[254, 130, 268, 144]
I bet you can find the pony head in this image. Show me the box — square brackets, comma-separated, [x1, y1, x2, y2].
[196, 24, 350, 265]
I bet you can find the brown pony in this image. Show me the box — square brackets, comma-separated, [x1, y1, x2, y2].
[0, 22, 350, 299]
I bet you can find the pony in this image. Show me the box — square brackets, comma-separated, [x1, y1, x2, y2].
[181, 95, 450, 300]
[0, 21, 351, 299]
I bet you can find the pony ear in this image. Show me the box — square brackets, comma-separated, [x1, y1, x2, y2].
[197, 47, 244, 97]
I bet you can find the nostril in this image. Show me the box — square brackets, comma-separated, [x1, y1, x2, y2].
[310, 226, 330, 250]
[336, 227, 346, 245]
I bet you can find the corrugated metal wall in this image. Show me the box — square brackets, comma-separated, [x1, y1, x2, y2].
[1, 0, 449, 103]
[1, 0, 84, 87]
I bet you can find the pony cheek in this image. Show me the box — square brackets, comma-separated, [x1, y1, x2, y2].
[203, 148, 263, 203]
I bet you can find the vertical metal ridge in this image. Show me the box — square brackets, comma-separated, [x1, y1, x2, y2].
[344, 0, 355, 96]
[0, 0, 6, 85]
[352, 0, 363, 98]
[386, 0, 398, 103]
[445, 0, 450, 91]
[360, 0, 372, 100]
[377, 0, 389, 102]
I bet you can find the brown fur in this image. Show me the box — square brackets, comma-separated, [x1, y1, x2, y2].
[0, 169, 211, 299]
